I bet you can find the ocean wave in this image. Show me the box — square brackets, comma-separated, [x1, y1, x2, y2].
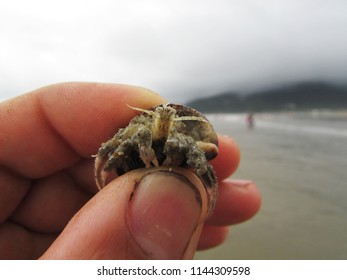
[256, 120, 347, 138]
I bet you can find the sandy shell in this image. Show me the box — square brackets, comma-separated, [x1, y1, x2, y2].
[94, 103, 219, 213]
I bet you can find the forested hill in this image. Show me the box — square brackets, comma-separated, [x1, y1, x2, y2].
[186, 82, 347, 113]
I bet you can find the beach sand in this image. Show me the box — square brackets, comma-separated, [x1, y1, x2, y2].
[196, 111, 347, 259]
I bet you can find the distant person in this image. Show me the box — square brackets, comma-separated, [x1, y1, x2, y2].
[246, 113, 254, 129]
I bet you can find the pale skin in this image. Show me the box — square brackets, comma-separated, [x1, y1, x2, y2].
[0, 83, 261, 259]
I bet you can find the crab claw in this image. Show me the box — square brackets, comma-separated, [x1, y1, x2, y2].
[139, 145, 159, 168]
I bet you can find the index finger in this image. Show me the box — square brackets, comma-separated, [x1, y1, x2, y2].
[0, 82, 165, 178]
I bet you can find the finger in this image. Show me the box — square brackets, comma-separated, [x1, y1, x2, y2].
[211, 135, 240, 181]
[37, 83, 166, 157]
[197, 224, 229, 250]
[10, 171, 91, 233]
[207, 179, 261, 226]
[40, 167, 209, 260]
[0, 221, 56, 259]
[0, 83, 165, 178]
[0, 167, 30, 223]
[66, 158, 98, 194]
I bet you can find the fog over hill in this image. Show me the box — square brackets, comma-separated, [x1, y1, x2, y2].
[186, 82, 347, 113]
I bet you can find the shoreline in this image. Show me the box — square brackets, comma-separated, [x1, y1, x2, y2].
[196, 112, 347, 259]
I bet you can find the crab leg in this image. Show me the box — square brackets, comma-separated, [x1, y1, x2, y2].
[137, 126, 159, 168]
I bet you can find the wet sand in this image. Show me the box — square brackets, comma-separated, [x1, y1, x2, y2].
[196, 112, 347, 259]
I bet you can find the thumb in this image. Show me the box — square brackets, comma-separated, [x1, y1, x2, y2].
[40, 167, 210, 259]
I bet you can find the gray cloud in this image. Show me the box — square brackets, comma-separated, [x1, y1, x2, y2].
[1, 0, 347, 102]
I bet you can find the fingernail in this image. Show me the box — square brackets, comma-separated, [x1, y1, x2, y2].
[128, 172, 201, 259]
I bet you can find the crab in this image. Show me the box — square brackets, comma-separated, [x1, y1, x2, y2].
[94, 103, 219, 207]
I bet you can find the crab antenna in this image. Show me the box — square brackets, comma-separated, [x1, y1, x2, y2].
[127, 105, 155, 115]
[173, 116, 207, 122]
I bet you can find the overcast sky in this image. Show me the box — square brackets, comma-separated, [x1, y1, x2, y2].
[1, 0, 347, 102]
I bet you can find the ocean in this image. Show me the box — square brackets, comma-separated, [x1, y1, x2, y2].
[196, 110, 347, 260]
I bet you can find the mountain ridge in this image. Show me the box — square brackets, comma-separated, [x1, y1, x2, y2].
[186, 81, 347, 112]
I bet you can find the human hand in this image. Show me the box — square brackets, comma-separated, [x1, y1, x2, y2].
[0, 83, 261, 259]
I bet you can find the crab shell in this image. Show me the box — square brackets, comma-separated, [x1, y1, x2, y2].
[162, 103, 218, 160]
[94, 103, 219, 212]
